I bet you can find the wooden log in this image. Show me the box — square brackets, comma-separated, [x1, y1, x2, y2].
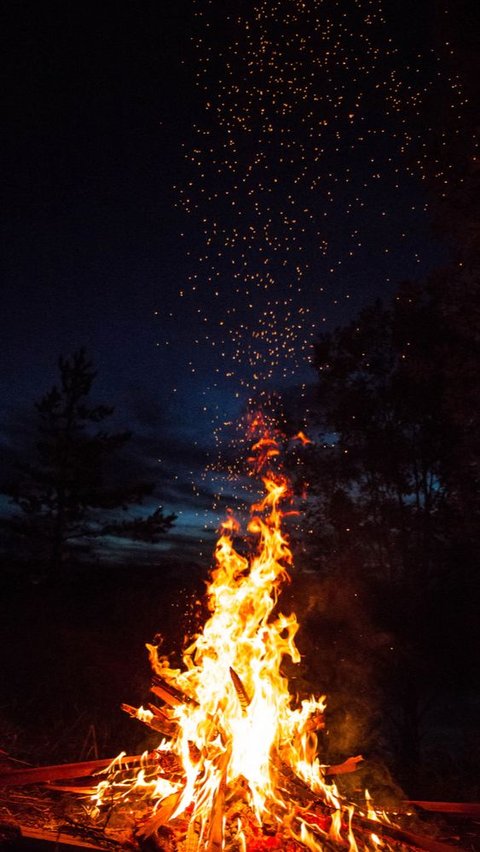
[278, 764, 457, 852]
[122, 702, 145, 719]
[0, 822, 106, 849]
[328, 756, 363, 776]
[229, 667, 251, 712]
[121, 703, 176, 736]
[0, 754, 148, 787]
[151, 675, 196, 708]
[405, 800, 480, 817]
[136, 790, 183, 838]
[298, 805, 457, 852]
[43, 785, 100, 794]
[352, 812, 458, 852]
[148, 702, 175, 721]
[206, 745, 231, 852]
[148, 703, 179, 736]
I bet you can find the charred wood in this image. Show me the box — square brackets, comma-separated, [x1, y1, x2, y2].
[121, 703, 177, 737]
[150, 676, 196, 708]
[229, 667, 251, 712]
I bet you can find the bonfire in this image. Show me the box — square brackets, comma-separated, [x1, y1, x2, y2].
[0, 417, 461, 851]
[98, 417, 363, 848]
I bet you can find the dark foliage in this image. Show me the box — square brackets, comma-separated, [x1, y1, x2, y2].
[0, 349, 175, 577]
[287, 270, 479, 796]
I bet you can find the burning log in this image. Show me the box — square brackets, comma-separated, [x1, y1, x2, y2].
[296, 806, 460, 852]
[121, 702, 178, 737]
[405, 800, 480, 817]
[0, 754, 147, 788]
[327, 756, 363, 776]
[151, 674, 197, 708]
[229, 666, 251, 712]
[0, 823, 106, 850]
[136, 790, 183, 839]
[206, 746, 231, 852]
[352, 812, 459, 852]
[278, 764, 458, 851]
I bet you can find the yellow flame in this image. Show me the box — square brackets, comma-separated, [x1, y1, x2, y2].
[146, 438, 333, 828]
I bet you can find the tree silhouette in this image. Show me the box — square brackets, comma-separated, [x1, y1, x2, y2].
[2, 349, 175, 576]
[288, 279, 479, 791]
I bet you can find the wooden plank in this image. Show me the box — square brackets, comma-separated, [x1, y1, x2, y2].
[151, 675, 195, 707]
[45, 785, 99, 794]
[121, 702, 176, 736]
[0, 754, 145, 787]
[229, 666, 251, 712]
[406, 800, 480, 817]
[0, 823, 105, 850]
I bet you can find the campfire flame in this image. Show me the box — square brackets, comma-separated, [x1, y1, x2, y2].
[92, 418, 371, 850]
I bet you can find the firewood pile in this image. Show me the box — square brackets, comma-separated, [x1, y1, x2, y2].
[0, 717, 467, 850]
[0, 649, 476, 850]
[0, 712, 472, 851]
[95, 672, 466, 852]
[1, 624, 469, 851]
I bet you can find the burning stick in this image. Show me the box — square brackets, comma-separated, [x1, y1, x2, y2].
[150, 674, 197, 707]
[0, 824, 106, 850]
[405, 800, 480, 817]
[353, 812, 458, 852]
[327, 756, 363, 776]
[229, 666, 251, 712]
[136, 790, 183, 839]
[0, 754, 151, 788]
[206, 746, 232, 852]
[121, 703, 178, 738]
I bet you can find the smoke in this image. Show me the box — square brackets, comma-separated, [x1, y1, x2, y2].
[281, 567, 406, 804]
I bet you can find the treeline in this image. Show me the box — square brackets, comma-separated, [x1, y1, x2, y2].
[278, 189, 480, 793]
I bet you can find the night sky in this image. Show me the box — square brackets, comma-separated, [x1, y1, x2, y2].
[0, 0, 474, 560]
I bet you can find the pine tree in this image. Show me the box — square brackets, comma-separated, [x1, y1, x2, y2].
[3, 349, 175, 575]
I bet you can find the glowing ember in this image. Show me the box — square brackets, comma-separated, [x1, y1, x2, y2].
[92, 419, 370, 849]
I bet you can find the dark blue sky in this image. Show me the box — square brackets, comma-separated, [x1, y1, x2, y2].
[0, 0, 471, 559]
